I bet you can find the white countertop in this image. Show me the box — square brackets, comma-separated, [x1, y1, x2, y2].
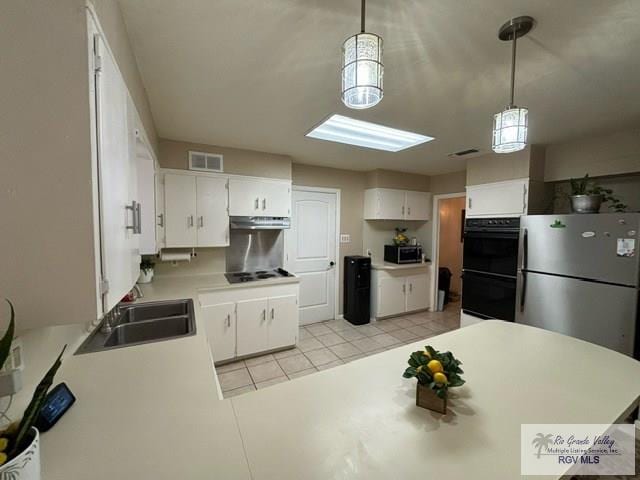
[371, 261, 431, 271]
[40, 275, 640, 480]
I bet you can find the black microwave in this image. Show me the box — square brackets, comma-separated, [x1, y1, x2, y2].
[384, 245, 422, 264]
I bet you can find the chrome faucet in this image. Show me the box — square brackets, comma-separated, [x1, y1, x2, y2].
[100, 307, 120, 334]
[132, 284, 144, 300]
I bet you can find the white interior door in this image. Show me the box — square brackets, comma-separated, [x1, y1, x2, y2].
[285, 189, 337, 325]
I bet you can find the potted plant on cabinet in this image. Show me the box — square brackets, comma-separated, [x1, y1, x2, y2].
[137, 257, 155, 284]
[0, 300, 65, 480]
[569, 174, 627, 213]
[402, 345, 465, 414]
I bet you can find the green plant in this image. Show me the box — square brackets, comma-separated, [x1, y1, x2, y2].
[402, 345, 465, 399]
[0, 300, 65, 464]
[569, 174, 627, 212]
[140, 257, 155, 274]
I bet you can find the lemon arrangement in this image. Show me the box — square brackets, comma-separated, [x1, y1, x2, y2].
[402, 345, 465, 414]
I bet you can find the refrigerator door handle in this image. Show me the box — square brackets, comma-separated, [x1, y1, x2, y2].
[520, 271, 527, 313]
[522, 227, 528, 270]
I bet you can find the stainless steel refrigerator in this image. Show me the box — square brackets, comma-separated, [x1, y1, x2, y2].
[516, 213, 639, 357]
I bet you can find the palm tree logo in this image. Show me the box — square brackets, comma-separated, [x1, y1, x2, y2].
[532, 433, 554, 459]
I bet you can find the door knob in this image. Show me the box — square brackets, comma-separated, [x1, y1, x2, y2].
[329, 261, 335, 267]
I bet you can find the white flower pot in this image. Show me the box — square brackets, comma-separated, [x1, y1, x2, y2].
[0, 428, 40, 480]
[137, 269, 154, 284]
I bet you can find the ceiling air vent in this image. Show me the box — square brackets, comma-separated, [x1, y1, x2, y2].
[189, 151, 223, 173]
[451, 148, 479, 157]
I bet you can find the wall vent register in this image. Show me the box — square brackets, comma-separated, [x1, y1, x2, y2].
[189, 151, 223, 173]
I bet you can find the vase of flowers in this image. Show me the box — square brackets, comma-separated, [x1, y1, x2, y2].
[0, 300, 65, 480]
[402, 345, 465, 414]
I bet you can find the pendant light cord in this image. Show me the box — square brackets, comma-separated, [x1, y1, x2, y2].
[509, 26, 517, 108]
[361, 0, 366, 33]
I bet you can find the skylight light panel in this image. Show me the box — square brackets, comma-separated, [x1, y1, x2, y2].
[306, 114, 434, 152]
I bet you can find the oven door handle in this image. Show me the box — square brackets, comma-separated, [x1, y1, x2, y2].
[522, 227, 528, 270]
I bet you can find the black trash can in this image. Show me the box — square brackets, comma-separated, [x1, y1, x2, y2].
[438, 267, 452, 305]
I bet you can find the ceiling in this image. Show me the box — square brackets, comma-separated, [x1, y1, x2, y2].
[118, 0, 640, 175]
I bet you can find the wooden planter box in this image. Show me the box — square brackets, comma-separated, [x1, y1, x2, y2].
[416, 383, 447, 414]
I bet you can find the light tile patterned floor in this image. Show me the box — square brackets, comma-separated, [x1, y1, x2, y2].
[218, 302, 461, 398]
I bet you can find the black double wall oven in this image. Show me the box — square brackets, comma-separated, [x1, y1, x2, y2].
[461, 217, 520, 322]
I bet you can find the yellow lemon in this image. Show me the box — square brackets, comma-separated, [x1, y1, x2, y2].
[0, 452, 7, 466]
[433, 372, 448, 385]
[427, 359, 443, 374]
[0, 438, 8, 452]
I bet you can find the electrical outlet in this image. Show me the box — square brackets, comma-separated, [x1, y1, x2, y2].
[340, 234, 351, 243]
[366, 249, 372, 257]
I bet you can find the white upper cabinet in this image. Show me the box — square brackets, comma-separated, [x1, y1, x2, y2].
[196, 176, 229, 246]
[94, 32, 140, 312]
[466, 178, 528, 218]
[164, 173, 198, 247]
[136, 147, 157, 255]
[364, 188, 431, 221]
[229, 178, 291, 217]
[163, 172, 229, 248]
[405, 191, 432, 220]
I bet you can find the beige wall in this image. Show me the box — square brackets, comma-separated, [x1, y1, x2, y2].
[0, 0, 157, 332]
[366, 169, 430, 192]
[545, 127, 640, 182]
[552, 174, 640, 214]
[466, 147, 532, 186]
[159, 139, 292, 180]
[437, 197, 466, 295]
[430, 171, 467, 195]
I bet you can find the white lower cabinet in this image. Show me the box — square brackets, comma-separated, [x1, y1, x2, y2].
[236, 298, 269, 357]
[266, 295, 298, 350]
[371, 268, 430, 319]
[199, 283, 299, 363]
[405, 273, 430, 312]
[201, 302, 236, 363]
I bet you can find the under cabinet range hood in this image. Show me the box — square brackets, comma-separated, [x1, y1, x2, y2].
[229, 216, 291, 230]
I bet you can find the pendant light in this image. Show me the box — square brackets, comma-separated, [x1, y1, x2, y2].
[341, 0, 383, 109]
[492, 16, 534, 154]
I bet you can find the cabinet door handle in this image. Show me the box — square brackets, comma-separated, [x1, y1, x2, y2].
[135, 201, 142, 234]
[270, 308, 274, 320]
[409, 283, 413, 292]
[468, 197, 472, 209]
[401, 205, 405, 216]
[402, 284, 406, 293]
[262, 198, 266, 210]
[157, 213, 164, 227]
[255, 198, 260, 209]
[198, 216, 204, 228]
[262, 309, 266, 322]
[125, 201, 137, 231]
[188, 215, 194, 228]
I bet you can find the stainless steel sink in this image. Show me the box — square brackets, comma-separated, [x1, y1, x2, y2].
[75, 299, 196, 355]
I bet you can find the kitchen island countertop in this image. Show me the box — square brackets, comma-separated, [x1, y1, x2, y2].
[41, 275, 640, 480]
